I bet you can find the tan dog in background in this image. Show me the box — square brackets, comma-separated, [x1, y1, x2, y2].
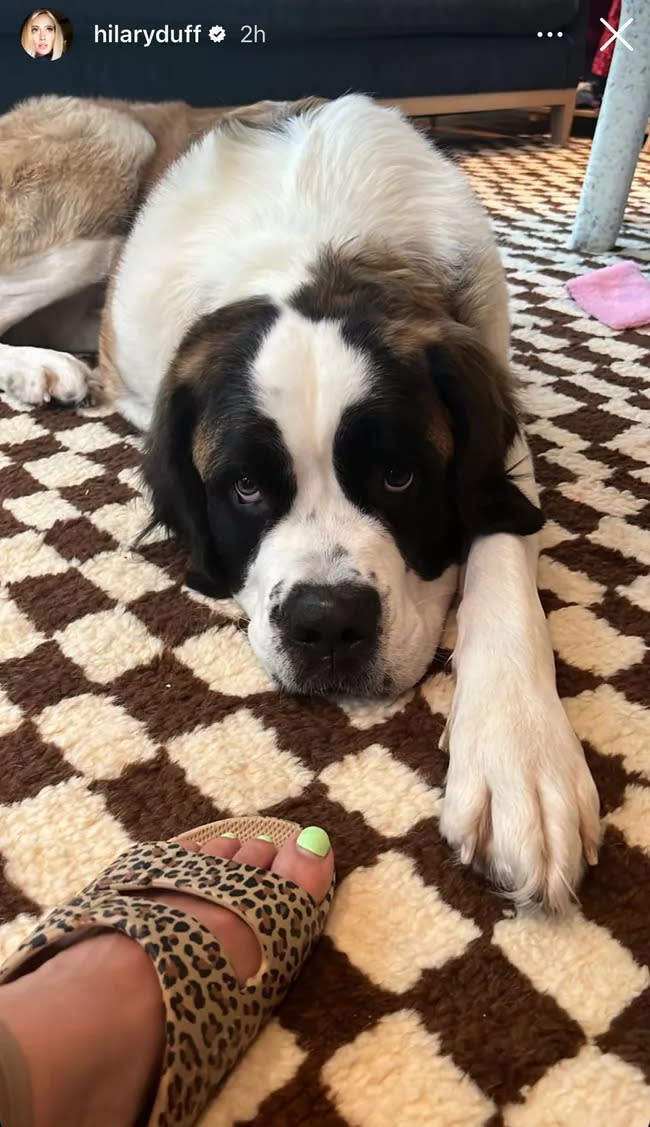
[0, 93, 320, 389]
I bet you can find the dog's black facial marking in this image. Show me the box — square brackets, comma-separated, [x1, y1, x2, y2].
[328, 319, 458, 579]
[333, 318, 543, 580]
[335, 394, 458, 581]
[143, 297, 295, 596]
[331, 297, 463, 578]
[291, 243, 542, 574]
[203, 408, 296, 594]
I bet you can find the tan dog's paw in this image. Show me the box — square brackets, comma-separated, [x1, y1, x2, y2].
[0, 345, 91, 406]
[439, 680, 601, 913]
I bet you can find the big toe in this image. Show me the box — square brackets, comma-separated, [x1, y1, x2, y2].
[271, 826, 335, 903]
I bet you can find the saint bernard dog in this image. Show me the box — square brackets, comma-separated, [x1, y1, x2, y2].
[0, 92, 601, 910]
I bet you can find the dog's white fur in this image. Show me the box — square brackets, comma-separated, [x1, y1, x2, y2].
[108, 95, 509, 428]
[441, 430, 600, 908]
[0, 93, 600, 910]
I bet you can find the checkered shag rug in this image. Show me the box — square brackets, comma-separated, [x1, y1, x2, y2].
[1, 135, 649, 1127]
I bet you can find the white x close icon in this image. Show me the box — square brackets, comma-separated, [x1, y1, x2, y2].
[600, 16, 634, 51]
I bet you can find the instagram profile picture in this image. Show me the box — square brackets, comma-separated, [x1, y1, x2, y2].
[20, 8, 73, 61]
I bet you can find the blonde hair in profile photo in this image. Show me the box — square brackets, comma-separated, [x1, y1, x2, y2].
[21, 9, 65, 59]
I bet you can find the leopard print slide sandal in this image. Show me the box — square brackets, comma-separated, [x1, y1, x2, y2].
[0, 816, 336, 1127]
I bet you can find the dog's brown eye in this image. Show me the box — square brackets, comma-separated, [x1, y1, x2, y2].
[384, 467, 414, 493]
[234, 476, 262, 504]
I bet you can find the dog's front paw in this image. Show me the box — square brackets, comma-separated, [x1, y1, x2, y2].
[0, 346, 91, 406]
[439, 678, 601, 913]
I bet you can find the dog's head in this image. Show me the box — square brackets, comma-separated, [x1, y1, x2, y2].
[144, 244, 542, 697]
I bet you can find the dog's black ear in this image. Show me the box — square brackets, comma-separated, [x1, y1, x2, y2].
[142, 382, 230, 597]
[427, 324, 543, 542]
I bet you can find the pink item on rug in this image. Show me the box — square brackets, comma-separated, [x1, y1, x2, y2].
[566, 261, 650, 330]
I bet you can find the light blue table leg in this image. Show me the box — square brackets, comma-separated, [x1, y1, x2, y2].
[569, 0, 650, 252]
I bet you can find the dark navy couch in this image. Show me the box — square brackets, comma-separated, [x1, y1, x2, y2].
[0, 1, 589, 136]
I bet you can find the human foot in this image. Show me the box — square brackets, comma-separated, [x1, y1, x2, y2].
[174, 825, 334, 985]
[0, 825, 334, 1127]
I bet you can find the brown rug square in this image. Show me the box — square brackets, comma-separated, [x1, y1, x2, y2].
[1, 136, 649, 1126]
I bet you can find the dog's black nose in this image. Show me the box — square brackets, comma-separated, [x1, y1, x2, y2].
[282, 583, 381, 658]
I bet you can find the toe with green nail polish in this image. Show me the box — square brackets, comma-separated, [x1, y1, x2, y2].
[297, 826, 331, 857]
